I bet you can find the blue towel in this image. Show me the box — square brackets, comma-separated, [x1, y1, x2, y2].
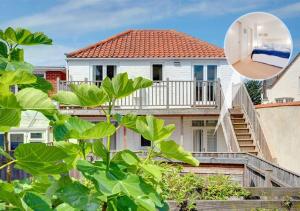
[251, 49, 290, 59]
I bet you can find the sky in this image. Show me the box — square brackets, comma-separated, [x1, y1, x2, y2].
[0, 0, 300, 66]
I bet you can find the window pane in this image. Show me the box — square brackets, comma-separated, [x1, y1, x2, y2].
[30, 133, 43, 139]
[95, 66, 103, 81]
[192, 120, 205, 127]
[194, 65, 203, 80]
[207, 129, 217, 152]
[193, 129, 203, 151]
[141, 136, 151, 147]
[207, 65, 217, 81]
[107, 65, 116, 79]
[206, 120, 218, 127]
[0, 134, 3, 148]
[152, 64, 162, 81]
[10, 134, 24, 150]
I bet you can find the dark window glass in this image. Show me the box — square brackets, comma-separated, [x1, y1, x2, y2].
[95, 66, 103, 81]
[10, 134, 24, 150]
[30, 133, 43, 139]
[107, 65, 116, 79]
[192, 120, 205, 127]
[0, 134, 4, 148]
[194, 65, 204, 80]
[152, 64, 162, 81]
[207, 65, 217, 81]
[34, 73, 45, 79]
[141, 136, 151, 147]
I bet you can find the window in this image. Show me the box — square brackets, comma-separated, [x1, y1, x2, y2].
[141, 136, 151, 147]
[34, 72, 45, 79]
[193, 129, 203, 151]
[10, 133, 24, 150]
[107, 65, 116, 79]
[206, 120, 218, 127]
[152, 64, 162, 81]
[207, 65, 217, 81]
[207, 129, 217, 152]
[0, 133, 4, 149]
[192, 120, 205, 127]
[30, 132, 43, 139]
[94, 65, 103, 81]
[194, 65, 204, 80]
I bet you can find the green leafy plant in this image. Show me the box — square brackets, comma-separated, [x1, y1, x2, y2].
[245, 80, 262, 105]
[159, 163, 249, 210]
[0, 27, 199, 210]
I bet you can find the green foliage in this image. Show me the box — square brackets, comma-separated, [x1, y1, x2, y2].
[160, 164, 249, 210]
[18, 76, 53, 93]
[245, 80, 262, 105]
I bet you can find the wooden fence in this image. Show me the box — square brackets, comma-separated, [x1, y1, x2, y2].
[168, 187, 300, 210]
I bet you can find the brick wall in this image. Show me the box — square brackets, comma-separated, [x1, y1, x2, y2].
[45, 71, 66, 95]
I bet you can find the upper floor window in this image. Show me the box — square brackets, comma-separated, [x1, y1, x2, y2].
[30, 132, 43, 140]
[194, 65, 204, 80]
[107, 65, 116, 79]
[152, 64, 162, 81]
[94, 65, 103, 81]
[207, 65, 217, 81]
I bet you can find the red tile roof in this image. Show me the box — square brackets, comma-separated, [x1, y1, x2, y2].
[66, 30, 225, 59]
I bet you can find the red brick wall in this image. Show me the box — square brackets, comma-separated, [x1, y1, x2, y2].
[46, 71, 66, 95]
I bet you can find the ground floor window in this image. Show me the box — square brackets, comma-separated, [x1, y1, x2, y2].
[141, 136, 151, 148]
[0, 133, 4, 148]
[192, 120, 217, 152]
[10, 133, 24, 150]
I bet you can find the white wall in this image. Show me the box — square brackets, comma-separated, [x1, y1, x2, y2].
[101, 116, 228, 153]
[67, 58, 241, 107]
[257, 106, 300, 174]
[266, 56, 300, 102]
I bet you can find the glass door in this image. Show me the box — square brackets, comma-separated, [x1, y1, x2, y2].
[193, 129, 204, 152]
[194, 65, 204, 102]
[207, 65, 217, 102]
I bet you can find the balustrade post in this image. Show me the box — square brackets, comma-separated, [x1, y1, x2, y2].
[166, 78, 170, 109]
[139, 89, 142, 109]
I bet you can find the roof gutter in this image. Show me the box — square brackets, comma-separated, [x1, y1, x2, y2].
[65, 57, 226, 61]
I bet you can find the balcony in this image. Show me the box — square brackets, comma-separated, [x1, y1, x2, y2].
[57, 79, 222, 115]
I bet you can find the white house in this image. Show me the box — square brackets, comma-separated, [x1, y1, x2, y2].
[60, 29, 254, 155]
[263, 53, 300, 103]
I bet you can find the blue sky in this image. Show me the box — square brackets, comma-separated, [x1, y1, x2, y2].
[1, 0, 300, 65]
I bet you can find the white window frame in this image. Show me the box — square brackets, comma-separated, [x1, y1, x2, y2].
[191, 120, 218, 152]
[29, 131, 45, 142]
[33, 71, 46, 79]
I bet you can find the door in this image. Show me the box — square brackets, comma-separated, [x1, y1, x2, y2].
[194, 65, 204, 102]
[193, 129, 204, 152]
[207, 65, 217, 102]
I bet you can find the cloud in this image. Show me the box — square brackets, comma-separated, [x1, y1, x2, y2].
[2, 0, 269, 36]
[270, 2, 300, 18]
[24, 44, 74, 66]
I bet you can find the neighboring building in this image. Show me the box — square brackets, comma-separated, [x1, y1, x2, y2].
[0, 111, 51, 150]
[61, 29, 257, 155]
[0, 67, 66, 150]
[34, 66, 66, 95]
[263, 53, 300, 103]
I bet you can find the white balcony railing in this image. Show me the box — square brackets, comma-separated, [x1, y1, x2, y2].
[58, 79, 221, 109]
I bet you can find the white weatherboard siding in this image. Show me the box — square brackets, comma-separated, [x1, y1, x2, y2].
[266, 56, 300, 102]
[83, 116, 227, 152]
[67, 58, 241, 106]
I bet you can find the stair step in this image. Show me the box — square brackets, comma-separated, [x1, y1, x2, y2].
[231, 118, 246, 123]
[234, 128, 249, 133]
[240, 146, 257, 152]
[230, 114, 244, 118]
[233, 123, 248, 128]
[237, 139, 253, 145]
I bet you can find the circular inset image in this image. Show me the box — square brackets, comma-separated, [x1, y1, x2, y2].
[224, 12, 292, 80]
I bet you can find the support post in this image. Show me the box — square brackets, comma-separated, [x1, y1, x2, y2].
[193, 79, 196, 107]
[139, 89, 143, 109]
[180, 116, 184, 147]
[123, 127, 127, 149]
[56, 77, 60, 92]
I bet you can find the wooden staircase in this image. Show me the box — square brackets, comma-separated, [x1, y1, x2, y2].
[230, 109, 258, 156]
